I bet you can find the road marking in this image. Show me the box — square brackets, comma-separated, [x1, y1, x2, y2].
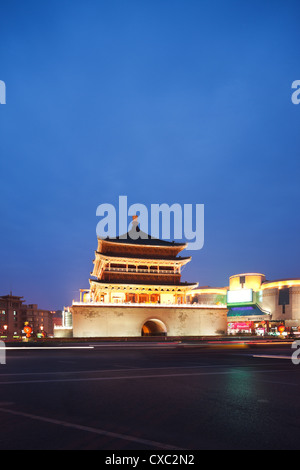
[0, 370, 237, 385]
[0, 346, 94, 350]
[0, 362, 288, 378]
[253, 355, 291, 360]
[0, 407, 182, 450]
[0, 368, 294, 385]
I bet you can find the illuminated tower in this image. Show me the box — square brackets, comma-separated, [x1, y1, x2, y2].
[88, 217, 198, 304]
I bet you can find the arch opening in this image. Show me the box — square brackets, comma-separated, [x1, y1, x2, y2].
[141, 319, 167, 337]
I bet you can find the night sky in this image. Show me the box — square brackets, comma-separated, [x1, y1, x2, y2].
[0, 0, 300, 310]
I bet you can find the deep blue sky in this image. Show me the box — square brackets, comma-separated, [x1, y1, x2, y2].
[0, 0, 300, 310]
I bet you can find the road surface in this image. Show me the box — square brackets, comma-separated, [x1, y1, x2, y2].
[0, 341, 299, 450]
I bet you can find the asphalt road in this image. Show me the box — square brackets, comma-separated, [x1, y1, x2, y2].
[0, 341, 299, 450]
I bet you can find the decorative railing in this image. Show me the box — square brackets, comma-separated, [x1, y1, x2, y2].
[105, 267, 178, 274]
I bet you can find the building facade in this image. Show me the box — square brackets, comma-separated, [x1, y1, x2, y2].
[0, 294, 54, 339]
[53, 307, 73, 338]
[192, 273, 300, 335]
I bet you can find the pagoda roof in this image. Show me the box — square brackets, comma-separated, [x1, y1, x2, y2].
[95, 252, 191, 262]
[0, 294, 24, 301]
[101, 226, 187, 248]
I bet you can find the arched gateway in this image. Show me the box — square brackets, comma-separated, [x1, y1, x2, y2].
[142, 319, 167, 337]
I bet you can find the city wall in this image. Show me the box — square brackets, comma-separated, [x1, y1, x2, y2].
[70, 304, 228, 338]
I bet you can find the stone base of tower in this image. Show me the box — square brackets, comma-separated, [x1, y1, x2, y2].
[70, 304, 228, 338]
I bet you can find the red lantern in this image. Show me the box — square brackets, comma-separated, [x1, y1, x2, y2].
[278, 325, 285, 334]
[24, 326, 32, 338]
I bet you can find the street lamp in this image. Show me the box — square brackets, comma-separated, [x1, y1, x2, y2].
[2, 325, 8, 340]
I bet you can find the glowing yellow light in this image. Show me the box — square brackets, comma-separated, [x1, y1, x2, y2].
[262, 280, 300, 290]
[192, 288, 227, 295]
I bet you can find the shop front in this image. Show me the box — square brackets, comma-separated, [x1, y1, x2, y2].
[227, 303, 287, 336]
[227, 321, 252, 335]
[227, 318, 285, 336]
[227, 284, 275, 336]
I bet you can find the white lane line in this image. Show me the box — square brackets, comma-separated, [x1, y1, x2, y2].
[0, 370, 236, 385]
[0, 368, 294, 385]
[0, 362, 288, 379]
[0, 347, 94, 350]
[0, 407, 182, 450]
